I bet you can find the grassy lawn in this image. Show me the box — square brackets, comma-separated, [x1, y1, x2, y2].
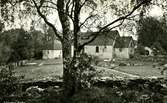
[27, 59, 62, 65]
[115, 65, 165, 78]
[14, 59, 63, 82]
[13, 59, 167, 82]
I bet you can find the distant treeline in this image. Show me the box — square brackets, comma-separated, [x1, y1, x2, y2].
[0, 28, 48, 64]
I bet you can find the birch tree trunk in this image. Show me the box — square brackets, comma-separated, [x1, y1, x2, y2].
[57, 0, 77, 99]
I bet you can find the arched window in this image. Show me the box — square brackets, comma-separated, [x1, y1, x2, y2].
[96, 46, 99, 53]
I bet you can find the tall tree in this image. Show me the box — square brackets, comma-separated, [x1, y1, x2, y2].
[30, 29, 45, 59]
[1, 0, 151, 99]
[0, 29, 35, 63]
[137, 16, 167, 53]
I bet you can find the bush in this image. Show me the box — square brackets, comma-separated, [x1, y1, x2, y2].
[0, 65, 23, 102]
[75, 53, 99, 89]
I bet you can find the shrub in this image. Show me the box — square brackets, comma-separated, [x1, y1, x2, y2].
[75, 53, 99, 89]
[0, 65, 22, 102]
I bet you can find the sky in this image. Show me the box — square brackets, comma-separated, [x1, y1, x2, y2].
[149, 5, 163, 17]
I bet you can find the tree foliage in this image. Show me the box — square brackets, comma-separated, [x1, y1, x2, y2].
[0, 29, 44, 63]
[30, 29, 45, 59]
[137, 16, 167, 53]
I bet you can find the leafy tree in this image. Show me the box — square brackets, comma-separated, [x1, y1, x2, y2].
[137, 16, 167, 53]
[30, 30, 45, 59]
[0, 0, 151, 99]
[0, 43, 11, 64]
[0, 29, 33, 63]
[0, 28, 45, 63]
[0, 29, 19, 64]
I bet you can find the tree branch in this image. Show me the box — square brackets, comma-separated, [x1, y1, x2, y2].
[44, 0, 57, 6]
[109, 19, 125, 30]
[100, 0, 150, 31]
[70, 0, 75, 18]
[80, 0, 88, 10]
[40, 5, 74, 22]
[79, 14, 97, 28]
[31, 0, 63, 41]
[41, 5, 57, 9]
[66, 0, 71, 14]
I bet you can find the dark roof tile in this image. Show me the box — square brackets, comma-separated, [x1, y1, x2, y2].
[114, 36, 133, 48]
[81, 30, 120, 46]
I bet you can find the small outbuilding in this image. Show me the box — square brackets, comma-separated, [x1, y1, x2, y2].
[114, 36, 135, 59]
[42, 40, 62, 59]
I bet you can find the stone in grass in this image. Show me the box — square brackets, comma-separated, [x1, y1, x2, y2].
[164, 64, 167, 67]
[110, 64, 117, 69]
[26, 86, 44, 98]
[44, 86, 63, 96]
[45, 86, 60, 92]
[139, 94, 150, 101]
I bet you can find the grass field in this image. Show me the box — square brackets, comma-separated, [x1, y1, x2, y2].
[14, 59, 63, 82]
[14, 59, 167, 82]
[115, 65, 165, 78]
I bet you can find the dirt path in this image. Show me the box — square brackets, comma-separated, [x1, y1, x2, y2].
[95, 66, 140, 80]
[95, 66, 166, 80]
